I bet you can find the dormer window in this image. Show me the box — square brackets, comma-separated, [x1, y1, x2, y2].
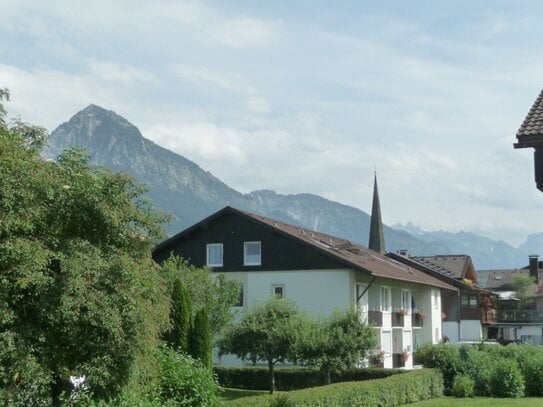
[244, 241, 261, 266]
[206, 243, 223, 267]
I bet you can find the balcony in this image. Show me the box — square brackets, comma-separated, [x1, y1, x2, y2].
[481, 309, 497, 324]
[392, 311, 405, 327]
[412, 313, 424, 328]
[368, 310, 383, 327]
[497, 309, 543, 323]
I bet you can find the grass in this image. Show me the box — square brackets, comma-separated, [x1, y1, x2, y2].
[219, 388, 269, 403]
[408, 397, 543, 406]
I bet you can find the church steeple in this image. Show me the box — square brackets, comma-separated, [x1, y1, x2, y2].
[368, 172, 385, 254]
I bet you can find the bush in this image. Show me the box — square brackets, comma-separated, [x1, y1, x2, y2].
[214, 366, 402, 391]
[416, 343, 461, 391]
[158, 348, 219, 406]
[451, 374, 474, 398]
[491, 359, 525, 398]
[517, 346, 543, 396]
[224, 369, 443, 407]
[457, 345, 494, 396]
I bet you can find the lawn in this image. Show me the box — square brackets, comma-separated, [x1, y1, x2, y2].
[408, 397, 543, 406]
[219, 388, 268, 403]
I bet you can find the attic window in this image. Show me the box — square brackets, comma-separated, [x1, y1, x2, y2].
[244, 241, 261, 266]
[206, 243, 223, 267]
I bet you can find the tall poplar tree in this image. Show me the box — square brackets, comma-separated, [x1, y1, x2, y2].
[189, 308, 213, 370]
[165, 278, 192, 353]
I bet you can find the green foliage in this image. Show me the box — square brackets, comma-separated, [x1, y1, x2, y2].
[295, 307, 376, 383]
[510, 273, 536, 307]
[219, 298, 306, 393]
[224, 369, 443, 407]
[491, 359, 525, 398]
[268, 393, 295, 407]
[518, 347, 543, 396]
[416, 343, 461, 391]
[451, 374, 474, 398]
[165, 278, 192, 353]
[161, 255, 239, 337]
[0, 98, 170, 405]
[189, 308, 213, 370]
[214, 366, 402, 391]
[157, 347, 219, 407]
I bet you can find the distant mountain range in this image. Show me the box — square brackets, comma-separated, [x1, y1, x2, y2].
[42, 105, 537, 269]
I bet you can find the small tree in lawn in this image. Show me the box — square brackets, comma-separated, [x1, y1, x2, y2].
[219, 298, 306, 393]
[296, 307, 377, 385]
[189, 308, 213, 370]
[165, 278, 192, 353]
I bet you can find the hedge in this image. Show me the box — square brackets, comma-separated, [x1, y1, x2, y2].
[214, 366, 403, 391]
[223, 369, 443, 407]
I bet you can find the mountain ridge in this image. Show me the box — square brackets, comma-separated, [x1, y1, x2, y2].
[42, 105, 535, 269]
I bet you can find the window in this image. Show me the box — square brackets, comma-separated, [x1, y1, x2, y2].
[355, 283, 368, 313]
[206, 243, 223, 267]
[461, 293, 478, 309]
[380, 286, 391, 312]
[272, 284, 285, 299]
[401, 290, 411, 313]
[381, 331, 392, 355]
[234, 284, 245, 307]
[244, 241, 261, 266]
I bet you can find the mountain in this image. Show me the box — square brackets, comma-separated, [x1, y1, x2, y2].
[42, 105, 533, 269]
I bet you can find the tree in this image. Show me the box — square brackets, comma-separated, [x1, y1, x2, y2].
[219, 298, 306, 393]
[511, 273, 536, 308]
[165, 278, 192, 353]
[296, 307, 377, 384]
[0, 94, 170, 405]
[161, 255, 239, 338]
[189, 308, 213, 370]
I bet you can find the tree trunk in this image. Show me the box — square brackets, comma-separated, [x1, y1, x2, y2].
[324, 366, 331, 385]
[268, 359, 275, 394]
[51, 375, 73, 407]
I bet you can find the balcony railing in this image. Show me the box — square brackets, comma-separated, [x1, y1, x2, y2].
[481, 309, 497, 324]
[497, 309, 543, 323]
[368, 310, 382, 327]
[392, 312, 405, 327]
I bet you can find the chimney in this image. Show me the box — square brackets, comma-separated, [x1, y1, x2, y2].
[529, 255, 539, 282]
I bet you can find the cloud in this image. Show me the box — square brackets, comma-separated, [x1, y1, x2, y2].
[87, 60, 159, 86]
[171, 64, 254, 93]
[204, 16, 278, 48]
[246, 96, 270, 113]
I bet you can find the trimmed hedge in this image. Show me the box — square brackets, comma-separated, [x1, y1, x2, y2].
[214, 366, 403, 391]
[223, 369, 443, 407]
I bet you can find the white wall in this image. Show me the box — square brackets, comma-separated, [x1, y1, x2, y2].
[460, 320, 482, 341]
[246, 269, 352, 316]
[443, 321, 460, 343]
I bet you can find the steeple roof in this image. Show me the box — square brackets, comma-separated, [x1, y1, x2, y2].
[368, 173, 385, 254]
[515, 88, 543, 148]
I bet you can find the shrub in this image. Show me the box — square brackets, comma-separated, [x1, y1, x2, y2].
[269, 394, 296, 407]
[214, 366, 402, 391]
[157, 347, 219, 406]
[517, 346, 543, 396]
[491, 359, 525, 398]
[224, 369, 443, 407]
[451, 374, 474, 398]
[416, 343, 461, 391]
[457, 345, 494, 396]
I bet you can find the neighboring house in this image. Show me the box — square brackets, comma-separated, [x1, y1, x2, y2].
[388, 253, 496, 343]
[478, 255, 543, 344]
[153, 206, 457, 369]
[514, 88, 543, 192]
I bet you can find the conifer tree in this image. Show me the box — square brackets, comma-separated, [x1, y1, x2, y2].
[166, 278, 192, 353]
[190, 308, 213, 370]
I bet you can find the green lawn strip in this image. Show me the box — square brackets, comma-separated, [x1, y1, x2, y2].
[408, 397, 543, 406]
[219, 388, 269, 402]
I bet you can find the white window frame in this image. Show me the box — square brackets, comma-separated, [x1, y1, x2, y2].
[382, 331, 392, 356]
[272, 284, 285, 299]
[244, 241, 261, 266]
[206, 243, 223, 267]
[401, 289, 411, 314]
[380, 286, 391, 312]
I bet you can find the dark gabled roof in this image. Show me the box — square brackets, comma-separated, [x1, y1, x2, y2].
[480, 269, 543, 290]
[410, 255, 471, 280]
[515, 88, 543, 148]
[155, 206, 457, 291]
[389, 253, 481, 292]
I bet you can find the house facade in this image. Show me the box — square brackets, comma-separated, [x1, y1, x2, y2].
[387, 253, 496, 343]
[153, 206, 457, 369]
[478, 255, 543, 344]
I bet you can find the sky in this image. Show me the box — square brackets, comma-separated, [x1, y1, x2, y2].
[2, 0, 543, 247]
